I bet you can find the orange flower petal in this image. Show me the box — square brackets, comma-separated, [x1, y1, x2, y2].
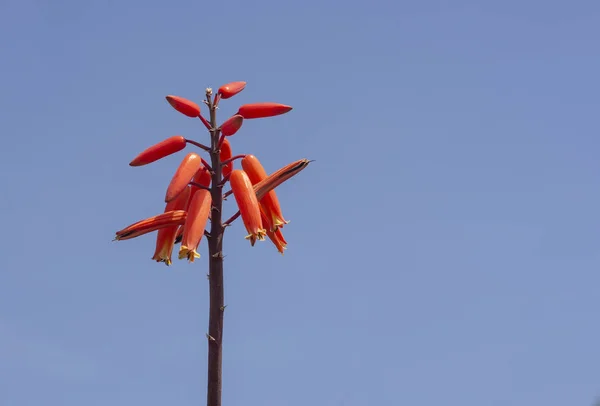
[165, 95, 201, 117]
[230, 170, 266, 246]
[114, 210, 187, 241]
[165, 152, 203, 203]
[253, 159, 311, 201]
[261, 209, 287, 255]
[129, 136, 187, 167]
[178, 189, 212, 262]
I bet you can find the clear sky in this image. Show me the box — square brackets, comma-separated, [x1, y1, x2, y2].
[1, 0, 599, 405]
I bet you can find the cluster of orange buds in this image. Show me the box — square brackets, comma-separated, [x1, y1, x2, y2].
[114, 81, 311, 265]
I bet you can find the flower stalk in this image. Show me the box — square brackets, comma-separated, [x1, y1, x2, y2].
[205, 88, 225, 406]
[113, 81, 311, 406]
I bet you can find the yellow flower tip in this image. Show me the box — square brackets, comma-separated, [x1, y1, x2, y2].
[178, 246, 189, 260]
[178, 246, 200, 262]
[270, 217, 289, 232]
[187, 250, 200, 263]
[244, 229, 266, 246]
[152, 252, 173, 266]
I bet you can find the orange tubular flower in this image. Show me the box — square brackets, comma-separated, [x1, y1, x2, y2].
[241, 155, 288, 231]
[165, 152, 203, 203]
[151, 186, 191, 265]
[220, 138, 233, 178]
[237, 102, 293, 119]
[129, 136, 187, 167]
[179, 189, 212, 262]
[187, 166, 211, 205]
[187, 166, 212, 220]
[261, 209, 287, 255]
[114, 210, 187, 241]
[165, 95, 201, 117]
[254, 159, 311, 201]
[220, 114, 244, 136]
[218, 81, 246, 99]
[229, 170, 266, 246]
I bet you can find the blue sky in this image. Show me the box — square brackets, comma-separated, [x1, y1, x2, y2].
[1, 0, 599, 405]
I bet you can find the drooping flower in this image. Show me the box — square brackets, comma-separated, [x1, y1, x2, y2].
[151, 186, 191, 265]
[220, 114, 244, 136]
[114, 210, 187, 241]
[241, 154, 288, 231]
[165, 152, 203, 202]
[253, 159, 311, 201]
[178, 189, 212, 262]
[165, 95, 201, 117]
[229, 170, 266, 246]
[237, 102, 292, 119]
[129, 136, 187, 167]
[220, 138, 233, 178]
[217, 81, 246, 99]
[261, 209, 287, 255]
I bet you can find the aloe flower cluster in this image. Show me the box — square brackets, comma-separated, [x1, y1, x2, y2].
[114, 82, 310, 264]
[113, 82, 310, 406]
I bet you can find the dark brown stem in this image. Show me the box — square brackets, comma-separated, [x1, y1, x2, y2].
[220, 154, 246, 167]
[206, 88, 224, 406]
[223, 210, 240, 227]
[222, 190, 232, 199]
[186, 139, 211, 152]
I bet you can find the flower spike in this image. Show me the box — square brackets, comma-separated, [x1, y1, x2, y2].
[165, 95, 201, 117]
[229, 170, 266, 246]
[241, 155, 289, 231]
[129, 136, 187, 167]
[152, 186, 191, 265]
[165, 152, 203, 203]
[114, 210, 187, 241]
[179, 189, 212, 262]
[237, 102, 292, 119]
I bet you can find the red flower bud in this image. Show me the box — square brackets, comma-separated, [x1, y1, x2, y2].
[217, 81, 246, 99]
[219, 114, 244, 136]
[230, 170, 266, 246]
[165, 95, 201, 117]
[165, 152, 203, 203]
[179, 189, 212, 262]
[220, 138, 233, 178]
[129, 136, 187, 167]
[237, 102, 293, 119]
